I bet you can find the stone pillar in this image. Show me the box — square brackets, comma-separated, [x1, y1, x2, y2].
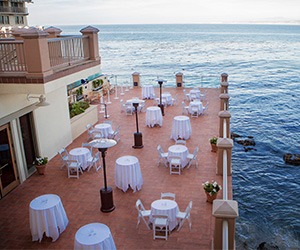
[21, 27, 53, 78]
[132, 72, 140, 87]
[216, 138, 233, 175]
[80, 26, 100, 61]
[219, 93, 230, 111]
[11, 27, 24, 40]
[219, 110, 231, 138]
[220, 73, 229, 94]
[212, 199, 239, 250]
[44, 26, 62, 38]
[175, 72, 183, 87]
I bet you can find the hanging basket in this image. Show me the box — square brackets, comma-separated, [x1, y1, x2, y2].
[35, 165, 46, 175]
[211, 144, 218, 153]
[205, 192, 218, 203]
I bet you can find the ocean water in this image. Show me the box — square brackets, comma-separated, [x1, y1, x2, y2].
[59, 24, 300, 249]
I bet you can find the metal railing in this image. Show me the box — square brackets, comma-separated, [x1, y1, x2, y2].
[0, 40, 26, 72]
[48, 35, 90, 69]
[0, 6, 28, 14]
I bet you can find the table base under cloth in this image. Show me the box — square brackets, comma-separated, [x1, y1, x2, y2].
[30, 194, 69, 242]
[115, 155, 143, 192]
[146, 106, 163, 127]
[150, 199, 179, 231]
[69, 147, 91, 171]
[142, 85, 155, 99]
[74, 223, 116, 250]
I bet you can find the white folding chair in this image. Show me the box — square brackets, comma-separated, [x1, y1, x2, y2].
[183, 89, 190, 101]
[191, 106, 200, 117]
[125, 102, 134, 115]
[87, 152, 101, 172]
[67, 159, 83, 179]
[92, 129, 103, 140]
[108, 125, 120, 142]
[171, 94, 178, 106]
[202, 102, 209, 115]
[187, 147, 199, 169]
[153, 214, 169, 240]
[86, 124, 95, 140]
[176, 201, 192, 231]
[181, 101, 189, 115]
[169, 156, 182, 175]
[160, 192, 176, 201]
[157, 145, 168, 168]
[103, 120, 113, 126]
[135, 199, 151, 230]
[200, 90, 207, 101]
[82, 142, 93, 154]
[58, 148, 69, 169]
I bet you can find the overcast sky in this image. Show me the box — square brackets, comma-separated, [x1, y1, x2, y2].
[28, 0, 300, 26]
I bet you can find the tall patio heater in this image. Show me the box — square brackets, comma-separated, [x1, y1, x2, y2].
[132, 102, 143, 148]
[157, 79, 166, 116]
[91, 139, 117, 212]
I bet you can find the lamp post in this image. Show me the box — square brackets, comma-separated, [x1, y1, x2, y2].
[100, 103, 109, 119]
[91, 139, 117, 213]
[114, 75, 119, 99]
[132, 102, 143, 148]
[157, 79, 166, 116]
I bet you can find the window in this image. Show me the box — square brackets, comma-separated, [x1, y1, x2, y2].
[0, 15, 9, 24]
[15, 15, 24, 24]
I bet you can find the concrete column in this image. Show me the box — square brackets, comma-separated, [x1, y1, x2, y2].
[219, 110, 231, 138]
[219, 93, 230, 111]
[216, 138, 233, 175]
[44, 26, 62, 38]
[132, 72, 140, 87]
[175, 72, 183, 87]
[80, 26, 100, 61]
[20, 27, 53, 78]
[212, 199, 239, 250]
[220, 73, 229, 94]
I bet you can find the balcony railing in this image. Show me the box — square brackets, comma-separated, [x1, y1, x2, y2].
[0, 6, 28, 14]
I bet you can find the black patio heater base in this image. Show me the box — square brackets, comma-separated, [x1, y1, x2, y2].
[100, 187, 115, 213]
[133, 132, 143, 148]
[158, 103, 165, 116]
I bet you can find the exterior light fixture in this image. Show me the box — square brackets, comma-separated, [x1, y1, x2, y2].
[27, 94, 50, 107]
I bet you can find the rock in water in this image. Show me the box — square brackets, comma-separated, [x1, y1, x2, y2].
[283, 153, 300, 166]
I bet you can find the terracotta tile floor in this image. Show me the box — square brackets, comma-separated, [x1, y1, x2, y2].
[0, 86, 232, 249]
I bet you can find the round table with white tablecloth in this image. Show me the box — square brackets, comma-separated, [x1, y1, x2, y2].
[150, 199, 179, 231]
[146, 106, 163, 127]
[162, 93, 173, 106]
[168, 144, 189, 168]
[189, 89, 201, 100]
[94, 123, 113, 138]
[74, 223, 116, 250]
[115, 155, 143, 192]
[30, 194, 69, 242]
[188, 100, 203, 115]
[142, 84, 155, 99]
[69, 147, 91, 170]
[171, 115, 192, 141]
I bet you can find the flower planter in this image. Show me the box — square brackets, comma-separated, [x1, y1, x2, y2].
[211, 144, 217, 152]
[205, 192, 217, 203]
[36, 165, 46, 175]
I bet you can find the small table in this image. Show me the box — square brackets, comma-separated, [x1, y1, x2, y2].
[95, 123, 113, 138]
[69, 147, 91, 170]
[188, 100, 203, 115]
[142, 84, 155, 99]
[171, 115, 192, 141]
[162, 93, 172, 106]
[168, 145, 189, 168]
[150, 199, 179, 231]
[115, 155, 143, 192]
[126, 99, 145, 112]
[189, 89, 201, 100]
[29, 194, 69, 242]
[146, 106, 163, 127]
[74, 223, 116, 250]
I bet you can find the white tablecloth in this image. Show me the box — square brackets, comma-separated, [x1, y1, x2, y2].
[188, 100, 203, 114]
[168, 145, 189, 168]
[171, 115, 192, 140]
[142, 85, 155, 99]
[150, 199, 179, 231]
[146, 106, 163, 127]
[162, 93, 173, 106]
[189, 89, 201, 100]
[74, 223, 116, 250]
[30, 194, 69, 242]
[115, 155, 143, 192]
[94, 123, 113, 138]
[69, 147, 91, 170]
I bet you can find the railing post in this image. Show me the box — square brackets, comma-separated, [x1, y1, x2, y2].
[220, 73, 229, 93]
[80, 26, 100, 61]
[44, 26, 62, 38]
[212, 200, 239, 250]
[219, 93, 230, 111]
[20, 27, 53, 78]
[219, 111, 231, 138]
[216, 138, 233, 176]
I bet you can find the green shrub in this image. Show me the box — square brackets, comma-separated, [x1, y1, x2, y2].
[69, 101, 90, 118]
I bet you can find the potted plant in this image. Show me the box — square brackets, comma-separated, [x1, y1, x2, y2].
[34, 156, 48, 175]
[202, 180, 222, 203]
[209, 136, 218, 152]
